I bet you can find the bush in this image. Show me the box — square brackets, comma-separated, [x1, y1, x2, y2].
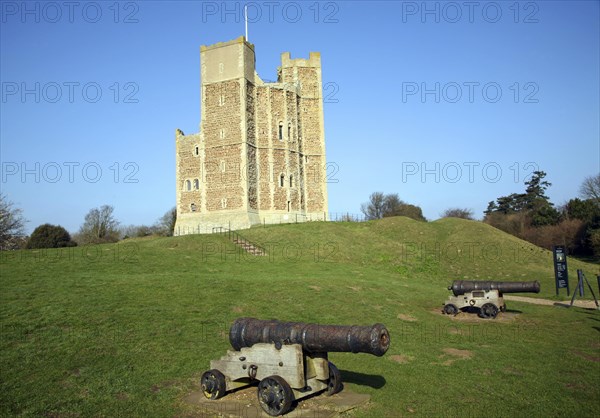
[441, 208, 474, 220]
[26, 224, 76, 249]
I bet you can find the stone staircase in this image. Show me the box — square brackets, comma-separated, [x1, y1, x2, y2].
[213, 227, 267, 256]
[232, 238, 267, 256]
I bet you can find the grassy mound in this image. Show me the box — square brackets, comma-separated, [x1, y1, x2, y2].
[1, 218, 598, 416]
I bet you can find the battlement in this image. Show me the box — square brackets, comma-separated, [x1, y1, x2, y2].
[200, 36, 256, 85]
[200, 36, 254, 53]
[281, 51, 321, 68]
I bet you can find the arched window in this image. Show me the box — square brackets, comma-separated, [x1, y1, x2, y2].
[185, 180, 191, 191]
[190, 203, 196, 212]
[280, 174, 285, 187]
[193, 179, 199, 190]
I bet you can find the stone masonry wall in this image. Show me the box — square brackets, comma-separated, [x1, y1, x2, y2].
[175, 39, 328, 234]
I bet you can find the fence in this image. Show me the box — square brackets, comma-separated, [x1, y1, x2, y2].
[174, 212, 368, 236]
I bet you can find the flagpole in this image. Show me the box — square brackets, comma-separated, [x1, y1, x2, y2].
[244, 5, 248, 41]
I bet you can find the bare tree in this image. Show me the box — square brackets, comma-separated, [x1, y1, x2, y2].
[441, 208, 475, 220]
[155, 206, 177, 236]
[579, 174, 600, 203]
[360, 192, 386, 220]
[0, 194, 27, 250]
[361, 192, 427, 221]
[77, 205, 120, 244]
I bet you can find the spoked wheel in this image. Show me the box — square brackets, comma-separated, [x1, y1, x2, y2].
[443, 304, 459, 316]
[326, 362, 343, 396]
[200, 369, 226, 400]
[257, 375, 293, 416]
[479, 303, 499, 319]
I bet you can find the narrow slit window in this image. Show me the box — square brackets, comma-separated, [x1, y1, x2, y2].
[190, 203, 196, 212]
[288, 124, 291, 140]
[185, 180, 191, 191]
[289, 175, 293, 188]
[280, 174, 285, 187]
[194, 146, 199, 156]
[278, 123, 283, 141]
[193, 179, 199, 190]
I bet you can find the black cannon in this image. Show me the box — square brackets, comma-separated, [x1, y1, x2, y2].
[229, 317, 390, 356]
[449, 280, 541, 296]
[443, 280, 541, 318]
[201, 318, 390, 416]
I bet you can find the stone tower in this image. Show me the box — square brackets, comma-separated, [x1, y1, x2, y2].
[174, 36, 328, 235]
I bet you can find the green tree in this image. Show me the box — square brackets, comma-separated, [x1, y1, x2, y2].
[523, 171, 559, 226]
[484, 171, 559, 226]
[27, 224, 76, 249]
[391, 203, 426, 221]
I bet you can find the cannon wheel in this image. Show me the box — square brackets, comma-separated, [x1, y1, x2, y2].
[326, 362, 343, 396]
[200, 369, 226, 400]
[257, 375, 293, 416]
[479, 303, 499, 319]
[443, 304, 459, 316]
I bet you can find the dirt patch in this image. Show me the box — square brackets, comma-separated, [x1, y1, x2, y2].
[572, 350, 600, 363]
[347, 286, 361, 292]
[151, 380, 178, 393]
[432, 307, 519, 323]
[184, 385, 370, 417]
[232, 306, 244, 313]
[115, 392, 129, 400]
[390, 354, 414, 364]
[436, 348, 473, 366]
[397, 313, 418, 322]
[503, 366, 523, 376]
[309, 285, 321, 291]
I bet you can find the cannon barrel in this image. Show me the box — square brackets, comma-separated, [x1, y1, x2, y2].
[449, 280, 541, 296]
[229, 318, 390, 357]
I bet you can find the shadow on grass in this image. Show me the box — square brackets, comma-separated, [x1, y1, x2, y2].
[340, 370, 386, 389]
[505, 309, 523, 314]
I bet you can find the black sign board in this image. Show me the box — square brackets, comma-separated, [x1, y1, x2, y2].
[553, 245, 569, 296]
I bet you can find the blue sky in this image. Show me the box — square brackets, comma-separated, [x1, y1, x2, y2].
[1, 0, 599, 234]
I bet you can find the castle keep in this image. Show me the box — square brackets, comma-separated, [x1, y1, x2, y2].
[174, 37, 328, 235]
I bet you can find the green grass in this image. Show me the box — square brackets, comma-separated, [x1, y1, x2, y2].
[1, 217, 598, 417]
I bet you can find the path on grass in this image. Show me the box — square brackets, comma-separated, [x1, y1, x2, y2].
[504, 295, 599, 309]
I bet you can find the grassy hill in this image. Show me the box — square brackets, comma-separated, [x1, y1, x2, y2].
[1, 218, 598, 417]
